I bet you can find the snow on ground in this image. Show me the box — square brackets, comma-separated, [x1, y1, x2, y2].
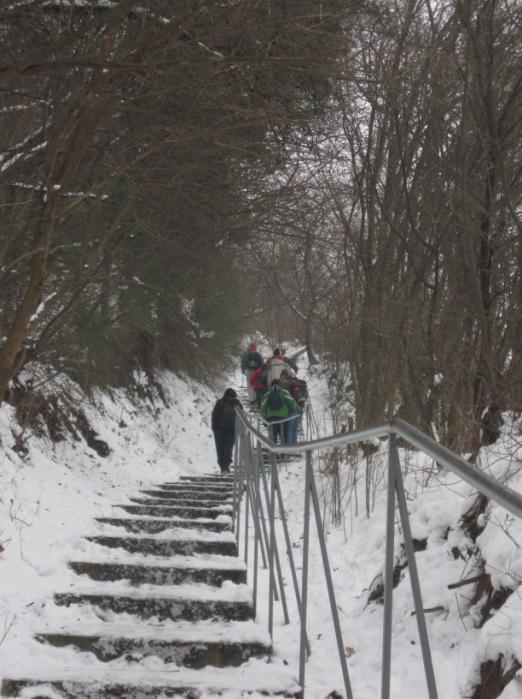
[0, 371, 217, 686]
[244, 350, 522, 698]
[1, 352, 521, 698]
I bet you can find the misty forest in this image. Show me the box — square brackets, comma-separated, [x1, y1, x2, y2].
[0, 2, 521, 699]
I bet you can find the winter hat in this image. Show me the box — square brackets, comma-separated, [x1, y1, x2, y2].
[249, 342, 257, 350]
[270, 379, 280, 387]
[224, 388, 237, 398]
[273, 348, 281, 356]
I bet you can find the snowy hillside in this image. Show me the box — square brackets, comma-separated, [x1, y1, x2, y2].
[0, 372, 218, 687]
[0, 360, 521, 698]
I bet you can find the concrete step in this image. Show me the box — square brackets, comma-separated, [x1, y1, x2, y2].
[86, 535, 238, 557]
[95, 517, 232, 534]
[179, 476, 235, 484]
[153, 476, 234, 492]
[3, 475, 292, 699]
[141, 489, 232, 501]
[54, 591, 253, 622]
[155, 482, 234, 493]
[36, 627, 270, 667]
[116, 504, 232, 519]
[128, 497, 232, 509]
[69, 560, 246, 585]
[2, 666, 300, 698]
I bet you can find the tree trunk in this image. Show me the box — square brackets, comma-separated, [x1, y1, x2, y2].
[305, 314, 318, 365]
[0, 199, 54, 401]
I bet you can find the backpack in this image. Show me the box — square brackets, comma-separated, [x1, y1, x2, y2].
[279, 372, 291, 390]
[267, 388, 283, 410]
[288, 377, 308, 400]
[216, 398, 236, 429]
[268, 359, 288, 384]
[245, 351, 263, 370]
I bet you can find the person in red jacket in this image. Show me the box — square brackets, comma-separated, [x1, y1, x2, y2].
[249, 363, 268, 408]
[241, 342, 263, 402]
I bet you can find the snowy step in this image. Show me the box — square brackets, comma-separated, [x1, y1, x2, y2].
[141, 488, 233, 501]
[155, 487, 233, 497]
[71, 549, 246, 569]
[154, 486, 234, 500]
[2, 664, 300, 698]
[36, 620, 271, 667]
[128, 496, 232, 508]
[2, 681, 298, 699]
[69, 559, 246, 585]
[158, 475, 234, 490]
[93, 523, 235, 542]
[153, 476, 234, 493]
[179, 476, 235, 484]
[116, 504, 232, 519]
[54, 589, 254, 622]
[85, 534, 238, 557]
[95, 516, 232, 534]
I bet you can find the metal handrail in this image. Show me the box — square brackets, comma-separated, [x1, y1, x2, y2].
[237, 411, 522, 519]
[232, 408, 522, 698]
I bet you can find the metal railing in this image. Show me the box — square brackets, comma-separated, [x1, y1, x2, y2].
[232, 409, 522, 699]
[251, 401, 317, 445]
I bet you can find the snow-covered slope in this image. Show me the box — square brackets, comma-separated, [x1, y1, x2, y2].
[1, 359, 521, 698]
[0, 371, 217, 686]
[252, 356, 522, 698]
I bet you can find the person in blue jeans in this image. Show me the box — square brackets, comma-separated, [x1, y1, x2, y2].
[286, 410, 301, 444]
[261, 380, 302, 444]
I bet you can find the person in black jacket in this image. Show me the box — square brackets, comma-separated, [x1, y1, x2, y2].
[211, 388, 242, 474]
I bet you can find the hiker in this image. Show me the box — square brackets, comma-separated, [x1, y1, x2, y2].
[280, 347, 299, 374]
[288, 375, 309, 404]
[267, 348, 293, 385]
[241, 342, 263, 402]
[211, 388, 242, 473]
[286, 378, 307, 444]
[249, 363, 268, 408]
[261, 379, 302, 444]
[279, 370, 307, 443]
[286, 407, 301, 444]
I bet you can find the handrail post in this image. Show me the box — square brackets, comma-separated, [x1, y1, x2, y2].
[252, 466, 269, 571]
[260, 452, 288, 612]
[382, 433, 397, 699]
[309, 453, 354, 699]
[235, 426, 243, 547]
[268, 451, 276, 638]
[252, 440, 262, 617]
[255, 465, 277, 586]
[391, 438, 438, 699]
[273, 462, 311, 656]
[233, 415, 239, 530]
[243, 432, 251, 569]
[299, 450, 312, 695]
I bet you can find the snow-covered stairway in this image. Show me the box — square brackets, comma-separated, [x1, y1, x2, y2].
[1, 476, 300, 699]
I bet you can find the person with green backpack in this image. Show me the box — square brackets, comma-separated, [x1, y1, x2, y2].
[260, 379, 302, 444]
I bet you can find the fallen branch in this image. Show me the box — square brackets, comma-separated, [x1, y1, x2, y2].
[0, 616, 16, 646]
[448, 574, 485, 590]
[411, 606, 445, 615]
